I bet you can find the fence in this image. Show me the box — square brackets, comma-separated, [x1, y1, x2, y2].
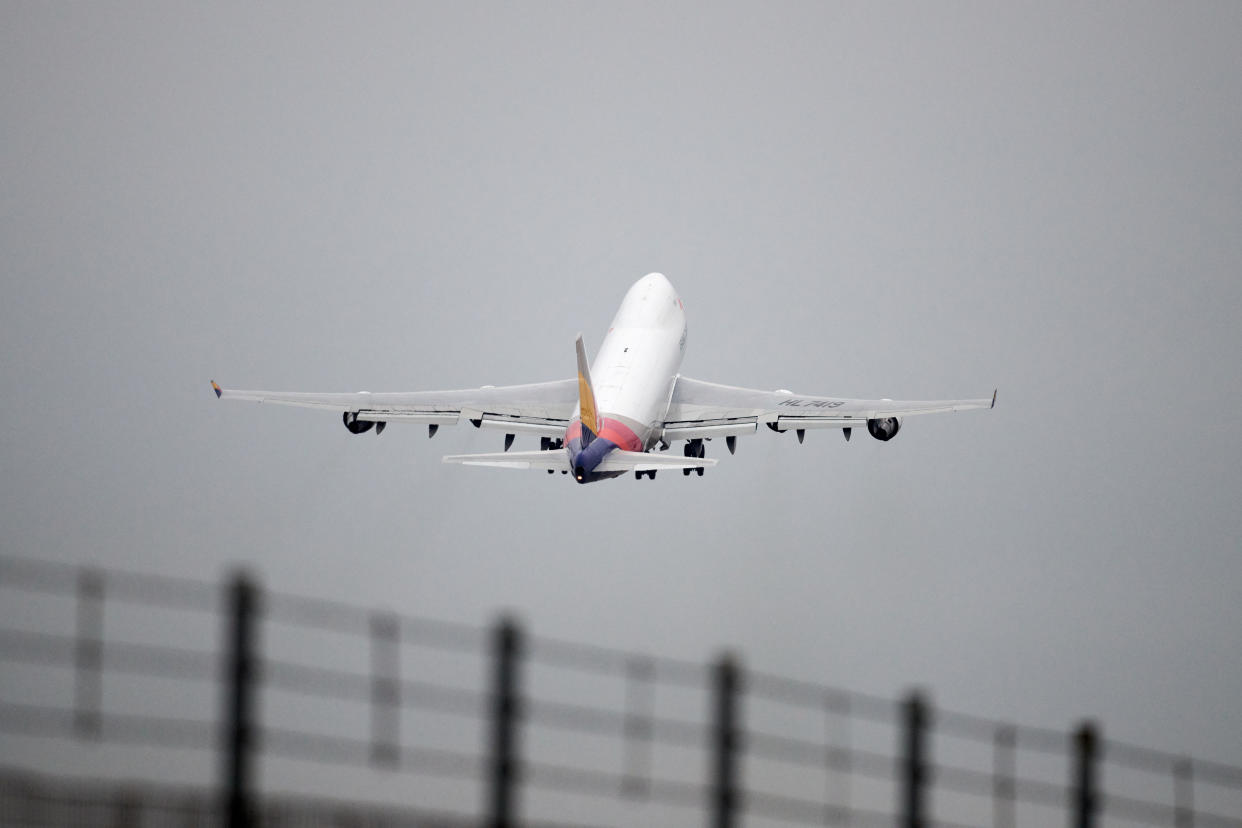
[0, 555, 1240, 828]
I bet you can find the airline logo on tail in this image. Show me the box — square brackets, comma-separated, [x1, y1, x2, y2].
[575, 334, 599, 442]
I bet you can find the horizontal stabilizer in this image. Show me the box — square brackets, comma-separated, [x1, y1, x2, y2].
[595, 450, 717, 473]
[441, 448, 717, 473]
[442, 450, 570, 471]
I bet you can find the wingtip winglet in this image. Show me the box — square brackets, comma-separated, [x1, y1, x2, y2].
[211, 380, 223, 399]
[991, 388, 997, 409]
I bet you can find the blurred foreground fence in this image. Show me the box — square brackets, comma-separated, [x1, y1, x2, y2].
[1, 556, 1240, 828]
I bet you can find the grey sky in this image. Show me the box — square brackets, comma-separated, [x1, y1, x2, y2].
[2, 0, 1241, 816]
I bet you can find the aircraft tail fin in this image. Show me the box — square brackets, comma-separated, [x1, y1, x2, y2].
[575, 334, 600, 438]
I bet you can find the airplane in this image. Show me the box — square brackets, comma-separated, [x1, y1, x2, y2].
[211, 272, 995, 483]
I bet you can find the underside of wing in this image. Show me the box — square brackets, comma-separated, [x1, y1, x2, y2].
[211, 378, 578, 436]
[664, 376, 995, 435]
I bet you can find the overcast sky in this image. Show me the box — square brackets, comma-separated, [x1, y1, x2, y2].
[2, 1, 1241, 820]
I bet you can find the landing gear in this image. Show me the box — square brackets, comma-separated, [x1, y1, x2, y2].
[542, 437, 563, 473]
[634, 469, 657, 480]
[683, 439, 706, 476]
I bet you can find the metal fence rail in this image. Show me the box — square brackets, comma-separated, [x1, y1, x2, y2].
[1, 555, 1240, 828]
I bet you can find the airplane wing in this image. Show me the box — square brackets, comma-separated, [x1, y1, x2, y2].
[210, 378, 578, 437]
[662, 376, 995, 441]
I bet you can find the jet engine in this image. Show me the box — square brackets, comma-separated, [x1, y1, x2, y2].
[343, 411, 376, 434]
[866, 417, 901, 441]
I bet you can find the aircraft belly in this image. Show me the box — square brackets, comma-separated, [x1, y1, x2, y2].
[593, 329, 682, 449]
[568, 275, 686, 467]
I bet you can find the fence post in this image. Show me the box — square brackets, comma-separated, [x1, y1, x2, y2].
[622, 657, 654, 798]
[222, 572, 258, 828]
[488, 617, 521, 828]
[74, 568, 104, 739]
[994, 725, 1016, 828]
[1174, 758, 1193, 828]
[900, 692, 930, 828]
[824, 693, 851, 825]
[1071, 722, 1099, 828]
[710, 654, 741, 828]
[370, 612, 400, 767]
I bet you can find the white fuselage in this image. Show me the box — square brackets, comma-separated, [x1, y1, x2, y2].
[565, 273, 688, 482]
[582, 273, 686, 448]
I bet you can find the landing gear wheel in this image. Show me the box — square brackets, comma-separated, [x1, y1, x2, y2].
[683, 439, 705, 476]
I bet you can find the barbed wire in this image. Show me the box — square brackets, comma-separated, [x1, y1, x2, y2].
[0, 701, 215, 751]
[0, 556, 218, 613]
[526, 633, 707, 688]
[263, 589, 486, 653]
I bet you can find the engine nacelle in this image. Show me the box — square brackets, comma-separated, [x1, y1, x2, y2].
[343, 411, 374, 434]
[867, 417, 901, 441]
